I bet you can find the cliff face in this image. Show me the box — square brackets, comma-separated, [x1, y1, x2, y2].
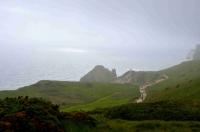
[80, 65, 117, 83]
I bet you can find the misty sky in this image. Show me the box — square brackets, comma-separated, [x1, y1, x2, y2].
[1, 0, 200, 70]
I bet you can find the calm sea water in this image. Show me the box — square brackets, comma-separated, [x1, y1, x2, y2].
[0, 46, 174, 90]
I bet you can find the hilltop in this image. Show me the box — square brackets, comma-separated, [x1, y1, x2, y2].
[80, 65, 117, 83]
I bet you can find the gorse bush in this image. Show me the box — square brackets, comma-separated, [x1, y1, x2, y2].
[0, 96, 64, 132]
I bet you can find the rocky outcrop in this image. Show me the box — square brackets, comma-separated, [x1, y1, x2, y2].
[80, 65, 165, 86]
[80, 65, 117, 83]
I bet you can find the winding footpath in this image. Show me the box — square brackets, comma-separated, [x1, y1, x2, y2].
[136, 75, 169, 103]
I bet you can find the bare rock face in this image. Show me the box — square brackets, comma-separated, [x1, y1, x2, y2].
[80, 65, 117, 83]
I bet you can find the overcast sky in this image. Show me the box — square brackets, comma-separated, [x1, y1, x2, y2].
[0, 0, 200, 69]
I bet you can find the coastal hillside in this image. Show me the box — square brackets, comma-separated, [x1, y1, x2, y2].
[0, 81, 139, 111]
[1, 61, 200, 131]
[146, 60, 200, 102]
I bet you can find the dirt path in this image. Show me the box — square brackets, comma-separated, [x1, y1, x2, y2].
[136, 75, 168, 103]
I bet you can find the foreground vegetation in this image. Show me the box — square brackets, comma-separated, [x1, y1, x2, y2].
[96, 120, 200, 132]
[89, 100, 200, 131]
[1, 97, 200, 132]
[92, 101, 200, 121]
[0, 97, 96, 132]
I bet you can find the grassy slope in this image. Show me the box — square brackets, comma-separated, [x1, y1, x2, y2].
[63, 93, 131, 112]
[146, 60, 200, 102]
[0, 81, 139, 111]
[98, 60, 200, 132]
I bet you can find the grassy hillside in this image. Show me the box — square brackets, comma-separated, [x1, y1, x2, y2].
[1, 61, 200, 131]
[0, 81, 139, 111]
[146, 60, 200, 102]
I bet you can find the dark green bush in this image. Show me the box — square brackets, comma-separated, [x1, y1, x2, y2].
[0, 97, 96, 132]
[103, 101, 200, 121]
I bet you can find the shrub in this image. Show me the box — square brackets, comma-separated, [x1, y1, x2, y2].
[0, 97, 96, 132]
[103, 101, 200, 121]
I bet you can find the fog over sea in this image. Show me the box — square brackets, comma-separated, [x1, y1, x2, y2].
[0, 44, 186, 90]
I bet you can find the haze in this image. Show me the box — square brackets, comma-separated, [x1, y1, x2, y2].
[1, 0, 200, 64]
[0, 0, 200, 89]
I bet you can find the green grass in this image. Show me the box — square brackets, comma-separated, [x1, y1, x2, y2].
[0, 81, 139, 111]
[63, 94, 131, 112]
[146, 60, 200, 102]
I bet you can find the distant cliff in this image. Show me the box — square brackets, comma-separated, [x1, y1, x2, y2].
[186, 44, 200, 60]
[80, 65, 117, 82]
[193, 44, 200, 60]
